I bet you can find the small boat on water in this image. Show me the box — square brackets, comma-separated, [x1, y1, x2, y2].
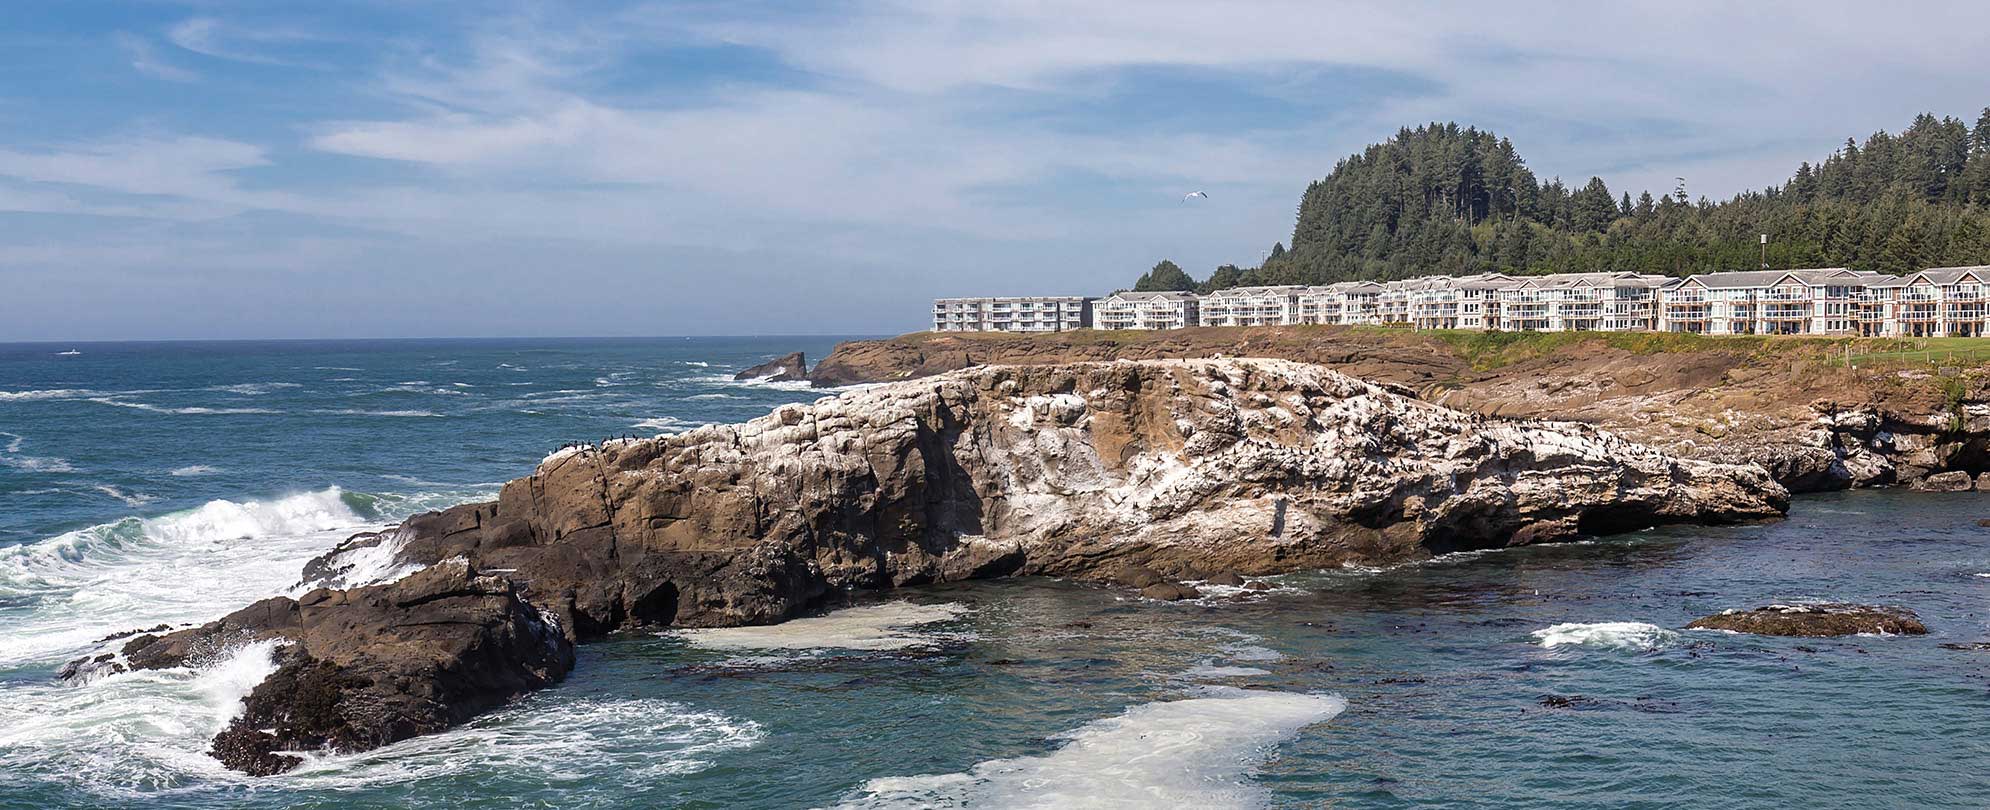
[55, 349, 81, 356]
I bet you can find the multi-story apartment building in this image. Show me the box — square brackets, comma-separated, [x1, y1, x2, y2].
[1094, 290, 1200, 330]
[1854, 266, 1990, 337]
[931, 266, 1989, 338]
[1657, 268, 1884, 336]
[1198, 285, 1306, 327]
[932, 296, 1094, 333]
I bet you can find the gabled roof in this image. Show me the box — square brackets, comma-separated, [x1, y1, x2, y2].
[1102, 290, 1197, 303]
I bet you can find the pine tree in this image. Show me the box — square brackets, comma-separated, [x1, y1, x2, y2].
[1133, 260, 1197, 292]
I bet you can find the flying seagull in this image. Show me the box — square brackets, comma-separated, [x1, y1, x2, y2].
[1182, 190, 1208, 203]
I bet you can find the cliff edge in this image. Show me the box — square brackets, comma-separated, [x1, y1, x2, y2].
[96, 358, 1787, 773]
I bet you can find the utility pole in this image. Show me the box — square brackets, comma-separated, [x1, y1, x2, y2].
[1759, 233, 1769, 270]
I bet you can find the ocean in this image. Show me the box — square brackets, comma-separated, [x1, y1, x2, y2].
[2, 338, 1987, 808]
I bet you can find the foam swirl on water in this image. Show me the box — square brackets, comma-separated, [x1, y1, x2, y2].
[833, 688, 1346, 809]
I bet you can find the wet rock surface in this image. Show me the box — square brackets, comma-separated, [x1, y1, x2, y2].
[807, 328, 1990, 494]
[1686, 604, 1928, 637]
[735, 351, 808, 382]
[99, 559, 573, 775]
[75, 358, 1789, 774]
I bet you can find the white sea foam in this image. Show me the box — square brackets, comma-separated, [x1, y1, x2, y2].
[88, 398, 280, 415]
[0, 388, 110, 402]
[1532, 621, 1681, 650]
[0, 432, 77, 474]
[686, 393, 742, 400]
[93, 485, 159, 507]
[633, 415, 713, 435]
[673, 602, 973, 652]
[0, 639, 289, 796]
[834, 688, 1346, 809]
[311, 409, 444, 418]
[0, 488, 376, 665]
[168, 465, 221, 477]
[293, 528, 427, 592]
[277, 697, 762, 788]
[206, 382, 303, 396]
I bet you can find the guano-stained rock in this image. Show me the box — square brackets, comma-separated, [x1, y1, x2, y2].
[77, 358, 1788, 774]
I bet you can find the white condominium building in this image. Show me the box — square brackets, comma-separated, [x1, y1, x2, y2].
[1095, 291, 1200, 330]
[1657, 268, 1886, 336]
[1198, 285, 1307, 327]
[932, 296, 1094, 333]
[933, 265, 1990, 337]
[1853, 266, 1990, 338]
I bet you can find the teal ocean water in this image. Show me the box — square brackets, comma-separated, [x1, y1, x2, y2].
[3, 339, 1989, 808]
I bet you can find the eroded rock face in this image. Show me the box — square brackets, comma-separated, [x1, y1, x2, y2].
[112, 559, 573, 774]
[385, 359, 1785, 633]
[735, 351, 808, 382]
[808, 329, 1990, 494]
[1687, 604, 1928, 637]
[78, 358, 1788, 774]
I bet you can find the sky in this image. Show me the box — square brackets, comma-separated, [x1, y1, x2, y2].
[4, 1, 1990, 340]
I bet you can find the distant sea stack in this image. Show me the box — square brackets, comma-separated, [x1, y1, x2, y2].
[80, 358, 1788, 774]
[734, 351, 807, 382]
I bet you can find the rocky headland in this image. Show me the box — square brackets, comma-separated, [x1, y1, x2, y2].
[79, 357, 1786, 774]
[807, 327, 1990, 493]
[734, 351, 808, 382]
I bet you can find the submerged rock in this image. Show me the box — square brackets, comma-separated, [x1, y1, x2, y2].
[734, 351, 808, 382]
[1140, 582, 1202, 601]
[1911, 471, 1975, 492]
[1686, 604, 1928, 637]
[90, 358, 1787, 774]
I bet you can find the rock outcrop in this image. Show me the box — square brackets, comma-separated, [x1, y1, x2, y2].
[1687, 604, 1928, 637]
[113, 559, 573, 775]
[735, 351, 808, 382]
[808, 328, 1990, 493]
[81, 358, 1787, 773]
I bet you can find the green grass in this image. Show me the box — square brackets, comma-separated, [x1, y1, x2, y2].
[895, 327, 1990, 371]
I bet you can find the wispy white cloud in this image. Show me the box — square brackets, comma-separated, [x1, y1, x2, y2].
[166, 17, 328, 68]
[113, 32, 197, 82]
[10, 1, 1990, 340]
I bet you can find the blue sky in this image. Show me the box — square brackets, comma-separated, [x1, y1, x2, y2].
[5, 1, 1990, 340]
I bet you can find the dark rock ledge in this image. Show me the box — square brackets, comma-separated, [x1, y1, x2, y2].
[67, 359, 1787, 774]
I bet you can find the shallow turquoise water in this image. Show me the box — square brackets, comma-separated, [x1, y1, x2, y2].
[3, 340, 1989, 808]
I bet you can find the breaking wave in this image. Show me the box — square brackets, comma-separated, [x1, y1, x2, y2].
[280, 697, 762, 788]
[834, 688, 1345, 809]
[0, 486, 478, 666]
[1532, 622, 1681, 650]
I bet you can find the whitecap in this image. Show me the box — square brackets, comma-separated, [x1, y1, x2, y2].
[633, 416, 712, 435]
[1532, 621, 1680, 650]
[0, 639, 287, 795]
[310, 409, 443, 418]
[685, 393, 742, 401]
[93, 485, 159, 507]
[0, 488, 377, 665]
[833, 688, 1346, 809]
[168, 465, 221, 477]
[205, 383, 303, 396]
[0, 388, 108, 402]
[1, 455, 76, 474]
[88, 398, 279, 416]
[672, 602, 973, 652]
